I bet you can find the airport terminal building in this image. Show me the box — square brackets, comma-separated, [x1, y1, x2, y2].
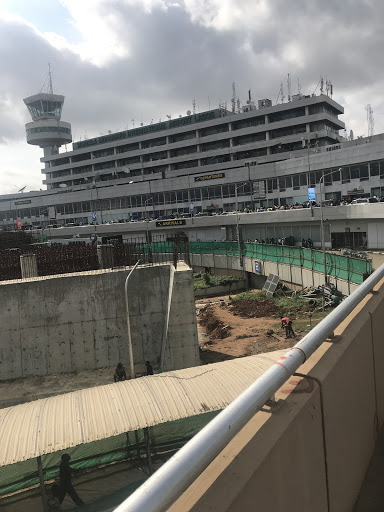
[2, 88, 384, 248]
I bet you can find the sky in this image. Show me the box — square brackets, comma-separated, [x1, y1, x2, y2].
[1, 0, 384, 194]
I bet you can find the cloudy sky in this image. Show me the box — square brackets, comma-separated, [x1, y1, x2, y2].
[0, 0, 383, 194]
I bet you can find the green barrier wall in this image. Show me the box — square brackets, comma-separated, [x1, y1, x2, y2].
[0, 411, 220, 497]
[189, 242, 371, 285]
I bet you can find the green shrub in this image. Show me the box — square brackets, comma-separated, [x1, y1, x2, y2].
[203, 273, 211, 285]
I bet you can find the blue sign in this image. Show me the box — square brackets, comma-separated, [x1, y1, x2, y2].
[254, 261, 261, 273]
[190, 202, 194, 211]
[92, 212, 97, 220]
[308, 188, 315, 201]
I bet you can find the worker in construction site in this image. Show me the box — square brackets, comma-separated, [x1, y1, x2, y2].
[281, 316, 296, 339]
[58, 454, 84, 507]
[114, 362, 127, 382]
[146, 361, 154, 375]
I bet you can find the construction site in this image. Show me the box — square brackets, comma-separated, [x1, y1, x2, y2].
[0, 231, 368, 511]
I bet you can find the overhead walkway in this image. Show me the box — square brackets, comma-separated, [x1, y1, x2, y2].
[0, 351, 286, 509]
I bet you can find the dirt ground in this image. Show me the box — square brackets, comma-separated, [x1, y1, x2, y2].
[196, 290, 323, 365]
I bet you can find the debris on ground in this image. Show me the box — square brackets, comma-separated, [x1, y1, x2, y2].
[199, 306, 233, 339]
[300, 284, 345, 309]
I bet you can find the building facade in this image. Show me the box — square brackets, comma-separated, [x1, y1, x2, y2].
[1, 88, 384, 250]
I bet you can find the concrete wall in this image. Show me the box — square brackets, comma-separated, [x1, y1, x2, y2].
[0, 263, 200, 380]
[171, 277, 384, 512]
[190, 252, 359, 295]
[194, 280, 246, 299]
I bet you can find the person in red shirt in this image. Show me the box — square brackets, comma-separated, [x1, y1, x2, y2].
[281, 316, 296, 339]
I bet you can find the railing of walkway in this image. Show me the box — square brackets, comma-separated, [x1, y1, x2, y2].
[188, 241, 371, 284]
[115, 264, 384, 512]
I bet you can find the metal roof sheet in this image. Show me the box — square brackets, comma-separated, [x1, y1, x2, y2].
[0, 350, 286, 467]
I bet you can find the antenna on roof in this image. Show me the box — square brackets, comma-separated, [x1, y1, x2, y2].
[18, 186, 26, 193]
[48, 62, 53, 95]
[280, 82, 285, 103]
[366, 104, 374, 137]
[192, 99, 196, 114]
[298, 77, 301, 95]
[320, 76, 324, 95]
[231, 82, 236, 113]
[287, 73, 291, 102]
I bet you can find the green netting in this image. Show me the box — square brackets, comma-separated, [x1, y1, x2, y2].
[0, 410, 220, 498]
[188, 242, 371, 285]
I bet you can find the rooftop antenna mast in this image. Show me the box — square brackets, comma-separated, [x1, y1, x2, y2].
[231, 83, 236, 113]
[48, 62, 53, 95]
[287, 73, 291, 102]
[320, 76, 324, 95]
[366, 104, 374, 137]
[280, 82, 285, 103]
[192, 99, 196, 114]
[298, 77, 301, 95]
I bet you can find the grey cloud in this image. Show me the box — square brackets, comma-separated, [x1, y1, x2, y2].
[1, 0, 384, 150]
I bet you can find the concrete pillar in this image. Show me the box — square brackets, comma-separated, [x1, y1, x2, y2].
[97, 244, 115, 269]
[20, 254, 38, 279]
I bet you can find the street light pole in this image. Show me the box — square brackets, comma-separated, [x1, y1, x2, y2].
[319, 176, 327, 311]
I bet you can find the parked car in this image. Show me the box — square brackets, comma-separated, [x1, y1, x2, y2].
[351, 198, 369, 205]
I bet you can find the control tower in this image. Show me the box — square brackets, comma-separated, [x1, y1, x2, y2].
[23, 70, 72, 158]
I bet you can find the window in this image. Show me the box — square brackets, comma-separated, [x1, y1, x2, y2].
[370, 162, 380, 177]
[360, 164, 369, 181]
[350, 166, 360, 180]
[300, 174, 308, 187]
[341, 167, 350, 184]
[331, 168, 340, 182]
[293, 175, 300, 190]
[279, 177, 286, 192]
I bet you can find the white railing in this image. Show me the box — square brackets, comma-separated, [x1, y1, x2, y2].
[115, 264, 384, 512]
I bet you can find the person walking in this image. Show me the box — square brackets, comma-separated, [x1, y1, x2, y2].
[58, 454, 84, 507]
[114, 362, 127, 382]
[145, 361, 154, 375]
[281, 316, 296, 339]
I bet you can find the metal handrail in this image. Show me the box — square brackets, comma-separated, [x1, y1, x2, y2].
[115, 264, 384, 512]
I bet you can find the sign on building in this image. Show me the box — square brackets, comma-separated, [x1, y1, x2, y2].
[156, 219, 186, 227]
[194, 173, 225, 182]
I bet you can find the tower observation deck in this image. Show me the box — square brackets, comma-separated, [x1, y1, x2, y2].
[23, 90, 72, 158]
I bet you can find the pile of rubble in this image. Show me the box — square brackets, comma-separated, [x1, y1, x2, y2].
[299, 284, 344, 309]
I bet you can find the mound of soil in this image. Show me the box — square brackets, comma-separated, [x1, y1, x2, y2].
[230, 299, 285, 318]
[200, 306, 232, 339]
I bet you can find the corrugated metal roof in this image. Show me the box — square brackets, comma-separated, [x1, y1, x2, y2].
[0, 350, 286, 467]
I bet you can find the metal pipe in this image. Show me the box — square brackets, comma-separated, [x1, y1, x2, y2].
[37, 456, 49, 512]
[124, 260, 141, 379]
[320, 177, 327, 311]
[115, 264, 384, 512]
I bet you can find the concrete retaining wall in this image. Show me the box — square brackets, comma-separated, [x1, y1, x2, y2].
[190, 253, 359, 295]
[0, 263, 200, 380]
[194, 280, 246, 299]
[171, 277, 384, 512]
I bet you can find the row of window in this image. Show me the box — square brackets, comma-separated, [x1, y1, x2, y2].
[26, 126, 71, 135]
[48, 103, 341, 168]
[266, 162, 381, 193]
[0, 182, 253, 220]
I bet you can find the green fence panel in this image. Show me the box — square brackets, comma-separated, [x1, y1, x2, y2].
[188, 242, 371, 285]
